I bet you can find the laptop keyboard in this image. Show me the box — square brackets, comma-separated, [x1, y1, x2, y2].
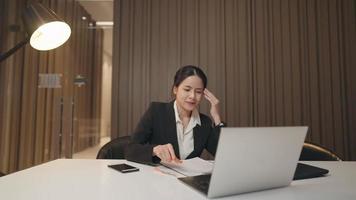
[178, 163, 328, 195]
[178, 174, 211, 195]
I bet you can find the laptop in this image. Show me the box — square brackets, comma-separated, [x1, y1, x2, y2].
[178, 127, 308, 198]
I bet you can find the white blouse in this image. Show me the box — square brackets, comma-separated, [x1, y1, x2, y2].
[173, 101, 201, 159]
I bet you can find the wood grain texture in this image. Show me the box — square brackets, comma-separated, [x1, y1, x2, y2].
[0, 0, 104, 173]
[112, 0, 356, 160]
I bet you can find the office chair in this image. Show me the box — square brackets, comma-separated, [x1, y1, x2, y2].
[96, 136, 131, 159]
[299, 142, 342, 161]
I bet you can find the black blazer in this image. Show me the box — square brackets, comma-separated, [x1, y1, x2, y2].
[125, 101, 221, 164]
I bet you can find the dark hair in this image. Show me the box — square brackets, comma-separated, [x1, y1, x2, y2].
[173, 65, 207, 88]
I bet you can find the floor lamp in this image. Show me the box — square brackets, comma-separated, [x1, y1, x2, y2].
[0, 2, 71, 62]
[0, 2, 72, 175]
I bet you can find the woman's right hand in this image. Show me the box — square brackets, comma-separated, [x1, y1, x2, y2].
[153, 143, 182, 164]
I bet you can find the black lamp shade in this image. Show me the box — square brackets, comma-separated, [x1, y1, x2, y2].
[22, 3, 71, 51]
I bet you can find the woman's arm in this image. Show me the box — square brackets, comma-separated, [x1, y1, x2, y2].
[203, 89, 225, 156]
[125, 102, 181, 164]
[205, 126, 222, 156]
[125, 103, 158, 164]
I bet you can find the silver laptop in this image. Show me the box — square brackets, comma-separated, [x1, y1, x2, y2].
[178, 126, 308, 198]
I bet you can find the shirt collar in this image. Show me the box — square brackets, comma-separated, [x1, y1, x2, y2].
[173, 101, 201, 126]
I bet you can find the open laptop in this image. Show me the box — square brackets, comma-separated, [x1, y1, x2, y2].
[178, 127, 308, 198]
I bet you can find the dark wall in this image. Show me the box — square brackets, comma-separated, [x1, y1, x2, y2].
[112, 0, 356, 160]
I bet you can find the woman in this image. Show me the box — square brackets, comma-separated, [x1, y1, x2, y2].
[125, 65, 225, 164]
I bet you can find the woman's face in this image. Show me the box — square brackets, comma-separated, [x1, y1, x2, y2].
[173, 75, 204, 113]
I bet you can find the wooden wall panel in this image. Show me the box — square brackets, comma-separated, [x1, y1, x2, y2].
[342, 0, 356, 160]
[0, 0, 104, 173]
[93, 28, 103, 144]
[225, 0, 253, 127]
[112, 0, 356, 160]
[70, 2, 103, 153]
[49, 0, 65, 160]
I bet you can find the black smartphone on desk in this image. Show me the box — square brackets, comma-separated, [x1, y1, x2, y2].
[108, 164, 139, 173]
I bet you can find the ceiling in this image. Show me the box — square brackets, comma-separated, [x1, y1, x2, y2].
[76, 0, 113, 22]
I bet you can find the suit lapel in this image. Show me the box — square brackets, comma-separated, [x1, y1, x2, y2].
[165, 101, 180, 158]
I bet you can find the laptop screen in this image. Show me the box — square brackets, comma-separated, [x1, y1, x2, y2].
[207, 127, 307, 198]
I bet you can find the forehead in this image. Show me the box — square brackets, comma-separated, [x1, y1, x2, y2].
[179, 75, 204, 88]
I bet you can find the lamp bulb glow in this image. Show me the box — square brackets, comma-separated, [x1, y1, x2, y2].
[30, 21, 71, 51]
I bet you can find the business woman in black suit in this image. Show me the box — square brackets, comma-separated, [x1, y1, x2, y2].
[126, 65, 225, 164]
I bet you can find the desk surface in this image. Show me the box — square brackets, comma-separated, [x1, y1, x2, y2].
[0, 159, 355, 200]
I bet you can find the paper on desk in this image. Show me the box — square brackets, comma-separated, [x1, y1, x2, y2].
[160, 157, 213, 177]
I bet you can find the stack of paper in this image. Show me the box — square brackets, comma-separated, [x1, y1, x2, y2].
[160, 157, 214, 176]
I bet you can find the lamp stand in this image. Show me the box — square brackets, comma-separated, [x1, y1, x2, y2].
[0, 37, 29, 62]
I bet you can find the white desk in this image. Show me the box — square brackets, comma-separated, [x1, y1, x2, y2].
[0, 159, 355, 200]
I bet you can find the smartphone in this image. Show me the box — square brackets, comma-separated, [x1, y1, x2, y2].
[108, 163, 139, 173]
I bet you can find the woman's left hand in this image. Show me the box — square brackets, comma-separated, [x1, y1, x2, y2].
[204, 88, 221, 125]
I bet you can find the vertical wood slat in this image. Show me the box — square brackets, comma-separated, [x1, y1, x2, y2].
[0, 0, 6, 171]
[61, 0, 78, 158]
[289, 0, 302, 126]
[0, 0, 26, 173]
[50, 0, 68, 159]
[269, 0, 277, 126]
[299, 0, 310, 141]
[34, 51, 47, 165]
[254, 0, 266, 125]
[8, 0, 27, 172]
[271, 0, 283, 126]
[111, 0, 120, 136]
[336, 0, 348, 159]
[197, 0, 209, 113]
[93, 28, 103, 145]
[328, 0, 344, 160]
[132, 0, 146, 131]
[112, 0, 356, 160]
[18, 45, 37, 170]
[306, 0, 321, 144]
[342, 0, 356, 160]
[316, 0, 333, 150]
[281, 0, 293, 126]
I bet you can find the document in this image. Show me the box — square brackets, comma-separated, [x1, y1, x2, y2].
[160, 157, 214, 176]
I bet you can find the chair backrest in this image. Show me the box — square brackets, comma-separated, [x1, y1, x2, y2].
[96, 136, 131, 159]
[299, 142, 342, 161]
